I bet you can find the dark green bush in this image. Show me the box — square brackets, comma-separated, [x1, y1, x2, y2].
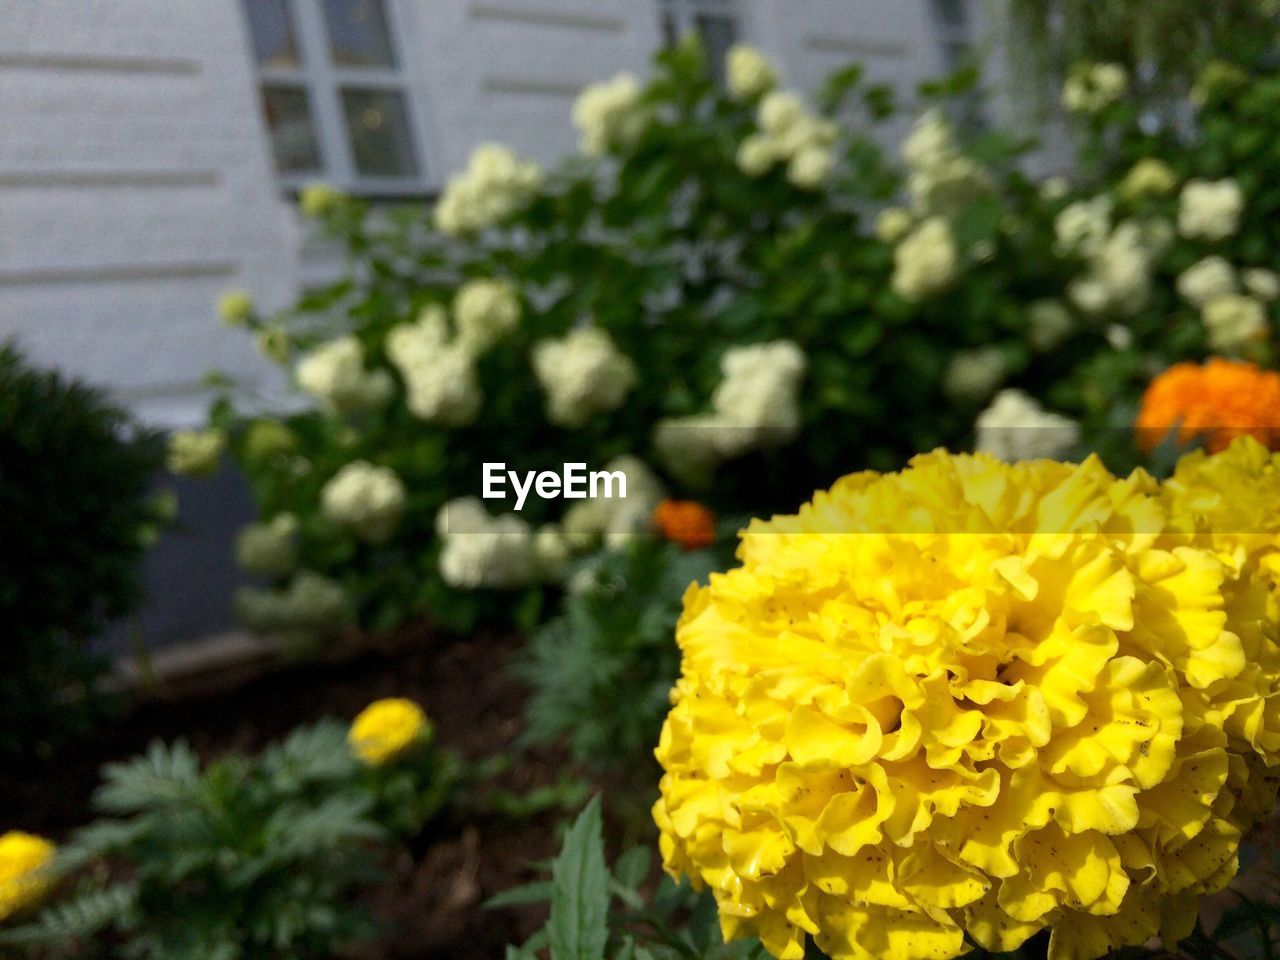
[0, 343, 165, 762]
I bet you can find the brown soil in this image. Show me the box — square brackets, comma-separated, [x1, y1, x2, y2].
[2, 630, 568, 959]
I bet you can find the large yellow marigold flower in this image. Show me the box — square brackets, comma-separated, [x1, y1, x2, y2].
[348, 698, 432, 767]
[0, 831, 56, 922]
[654, 445, 1280, 960]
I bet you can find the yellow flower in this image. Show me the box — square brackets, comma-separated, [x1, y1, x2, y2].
[299, 181, 344, 219]
[166, 428, 226, 477]
[217, 290, 254, 327]
[654, 447, 1280, 960]
[348, 698, 432, 766]
[0, 831, 56, 922]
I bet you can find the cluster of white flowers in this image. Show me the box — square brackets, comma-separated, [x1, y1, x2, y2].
[942, 346, 1005, 403]
[900, 109, 990, 216]
[1070, 218, 1168, 315]
[654, 340, 807, 484]
[573, 73, 648, 156]
[531, 327, 637, 428]
[235, 570, 351, 647]
[167, 428, 226, 477]
[1117, 157, 1179, 201]
[1054, 195, 1114, 257]
[874, 206, 913, 244]
[435, 498, 570, 589]
[974, 388, 1081, 462]
[891, 216, 957, 300]
[1177, 255, 1237, 307]
[1202, 293, 1268, 351]
[736, 91, 837, 189]
[435, 144, 542, 236]
[386, 306, 482, 426]
[1178, 178, 1244, 241]
[235, 513, 299, 579]
[320, 460, 406, 544]
[1061, 62, 1128, 114]
[453, 278, 520, 354]
[1175, 257, 1274, 351]
[296, 336, 393, 415]
[562, 456, 665, 550]
[1026, 299, 1074, 352]
[1244, 267, 1280, 301]
[725, 45, 777, 100]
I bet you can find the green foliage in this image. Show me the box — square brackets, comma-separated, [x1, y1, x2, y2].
[500, 798, 768, 960]
[0, 342, 165, 762]
[1003, 0, 1279, 107]
[0, 717, 454, 959]
[516, 540, 729, 775]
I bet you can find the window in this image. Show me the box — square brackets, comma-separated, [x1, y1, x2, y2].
[658, 0, 740, 85]
[928, 0, 984, 130]
[243, 0, 425, 194]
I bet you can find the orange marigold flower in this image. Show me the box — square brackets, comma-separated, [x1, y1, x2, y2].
[653, 499, 717, 550]
[1136, 358, 1280, 453]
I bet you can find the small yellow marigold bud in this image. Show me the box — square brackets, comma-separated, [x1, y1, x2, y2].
[348, 698, 432, 766]
[0, 831, 56, 922]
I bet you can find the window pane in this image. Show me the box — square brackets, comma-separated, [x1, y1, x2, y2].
[244, 0, 300, 68]
[341, 88, 418, 177]
[931, 0, 969, 28]
[696, 14, 738, 82]
[261, 85, 323, 174]
[323, 0, 396, 67]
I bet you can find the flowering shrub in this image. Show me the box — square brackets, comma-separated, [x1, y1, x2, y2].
[654, 440, 1280, 960]
[0, 700, 454, 957]
[185, 44, 1081, 639]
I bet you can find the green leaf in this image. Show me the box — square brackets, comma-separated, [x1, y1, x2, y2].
[485, 881, 555, 910]
[548, 796, 611, 960]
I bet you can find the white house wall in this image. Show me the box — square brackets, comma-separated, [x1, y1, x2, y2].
[1, 0, 971, 427]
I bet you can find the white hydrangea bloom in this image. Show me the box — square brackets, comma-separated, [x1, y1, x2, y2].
[875, 207, 913, 244]
[1177, 256, 1237, 308]
[738, 91, 836, 188]
[531, 524, 573, 580]
[453, 279, 520, 354]
[1061, 62, 1127, 114]
[901, 109, 989, 215]
[1038, 176, 1071, 201]
[788, 145, 835, 189]
[295, 336, 393, 415]
[726, 45, 777, 99]
[1243, 267, 1280, 302]
[1027, 300, 1074, 352]
[573, 73, 647, 156]
[1178, 178, 1244, 241]
[561, 455, 664, 550]
[1118, 158, 1178, 200]
[975, 389, 1081, 462]
[217, 289, 253, 327]
[1054, 195, 1113, 257]
[1105, 323, 1135, 351]
[942, 347, 1005, 403]
[892, 216, 957, 300]
[320, 460, 405, 544]
[167, 428, 226, 477]
[235, 513, 299, 579]
[1202, 294, 1268, 351]
[436, 497, 537, 590]
[435, 144, 542, 235]
[532, 327, 637, 428]
[736, 134, 780, 176]
[652, 414, 729, 487]
[710, 340, 807, 455]
[386, 306, 482, 426]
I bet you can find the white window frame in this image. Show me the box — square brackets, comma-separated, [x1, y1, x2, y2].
[249, 0, 430, 197]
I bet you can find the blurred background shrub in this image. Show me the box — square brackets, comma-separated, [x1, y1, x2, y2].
[0, 343, 166, 763]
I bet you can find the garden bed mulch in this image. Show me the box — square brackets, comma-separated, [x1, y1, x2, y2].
[2, 629, 568, 959]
